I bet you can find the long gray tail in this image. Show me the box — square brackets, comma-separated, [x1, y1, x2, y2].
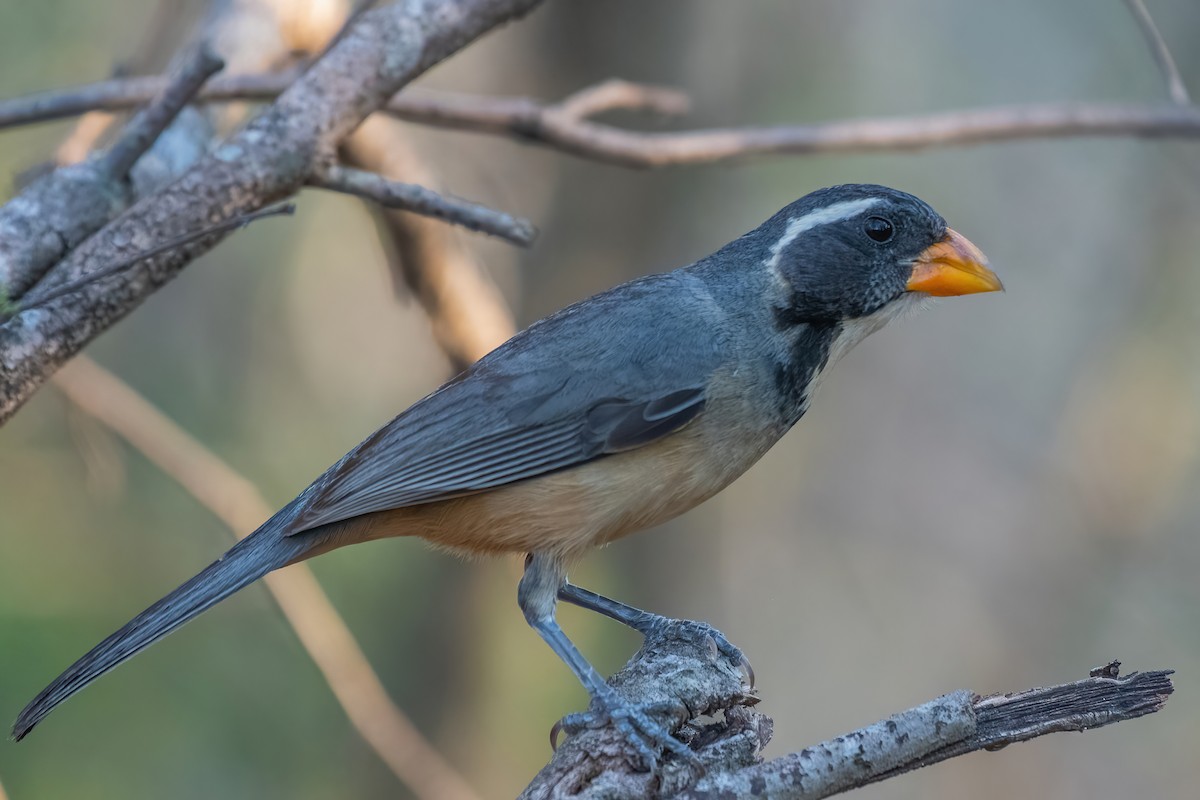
[12, 522, 322, 741]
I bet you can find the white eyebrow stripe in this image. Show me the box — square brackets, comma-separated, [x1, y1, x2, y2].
[767, 197, 883, 275]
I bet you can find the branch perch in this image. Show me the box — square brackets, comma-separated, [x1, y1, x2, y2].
[309, 164, 536, 245]
[520, 624, 1173, 799]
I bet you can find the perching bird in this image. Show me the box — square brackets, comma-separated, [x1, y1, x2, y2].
[14, 184, 1000, 762]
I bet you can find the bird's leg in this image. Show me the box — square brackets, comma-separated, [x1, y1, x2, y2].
[519, 553, 695, 768]
[556, 581, 752, 685]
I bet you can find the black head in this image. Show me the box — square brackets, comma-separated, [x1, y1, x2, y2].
[750, 184, 997, 323]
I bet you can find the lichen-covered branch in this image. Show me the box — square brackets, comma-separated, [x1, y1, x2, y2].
[520, 622, 1173, 800]
[0, 0, 545, 425]
[0, 45, 223, 301]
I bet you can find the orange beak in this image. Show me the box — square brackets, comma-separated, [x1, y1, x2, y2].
[906, 228, 1002, 296]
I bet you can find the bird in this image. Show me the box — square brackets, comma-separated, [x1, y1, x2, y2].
[13, 184, 1001, 763]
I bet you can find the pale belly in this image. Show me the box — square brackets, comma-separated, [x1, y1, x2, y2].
[345, 401, 784, 561]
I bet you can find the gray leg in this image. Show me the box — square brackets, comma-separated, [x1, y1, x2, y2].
[519, 554, 694, 768]
[556, 581, 750, 678]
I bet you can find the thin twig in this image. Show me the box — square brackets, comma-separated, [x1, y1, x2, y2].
[406, 97, 1200, 167]
[99, 44, 225, 178]
[5, 70, 1200, 167]
[8, 204, 295, 322]
[310, 164, 537, 245]
[0, 70, 301, 128]
[1123, 0, 1191, 106]
[50, 356, 482, 800]
[342, 117, 517, 369]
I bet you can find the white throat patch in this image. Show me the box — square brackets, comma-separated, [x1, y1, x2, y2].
[800, 292, 933, 414]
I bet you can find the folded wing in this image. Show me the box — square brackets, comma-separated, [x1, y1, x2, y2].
[290, 271, 726, 534]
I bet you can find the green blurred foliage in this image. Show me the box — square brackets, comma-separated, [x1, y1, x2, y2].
[1, 1, 1199, 798]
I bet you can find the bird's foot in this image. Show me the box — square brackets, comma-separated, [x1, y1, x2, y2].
[637, 617, 755, 689]
[552, 684, 697, 771]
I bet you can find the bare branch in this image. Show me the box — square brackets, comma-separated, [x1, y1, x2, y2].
[310, 164, 536, 245]
[547, 78, 690, 119]
[408, 98, 1200, 168]
[343, 117, 517, 369]
[0, 70, 290, 128]
[0, 48, 224, 302]
[99, 44, 224, 178]
[6, 204, 295, 323]
[1124, 0, 1191, 106]
[0, 71, 678, 130]
[680, 670, 1174, 800]
[520, 622, 1173, 799]
[0, 0, 546, 426]
[50, 356, 482, 800]
[5, 69, 1200, 169]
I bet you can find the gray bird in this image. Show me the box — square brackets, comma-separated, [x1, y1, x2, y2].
[13, 184, 1001, 765]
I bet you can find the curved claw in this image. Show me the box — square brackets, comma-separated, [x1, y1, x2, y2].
[738, 653, 756, 690]
[550, 717, 566, 751]
[662, 619, 754, 688]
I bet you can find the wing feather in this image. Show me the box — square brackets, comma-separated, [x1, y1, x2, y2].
[288, 270, 727, 535]
[292, 386, 706, 532]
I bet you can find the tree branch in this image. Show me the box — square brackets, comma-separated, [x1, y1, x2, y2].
[519, 624, 1174, 799]
[5, 68, 1200, 169]
[0, 0, 546, 426]
[6, 204, 295, 324]
[98, 44, 224, 178]
[50, 355, 482, 800]
[309, 163, 536, 245]
[0, 45, 224, 301]
[1123, 0, 1191, 106]
[424, 99, 1200, 168]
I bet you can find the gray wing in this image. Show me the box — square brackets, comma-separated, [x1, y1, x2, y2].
[289, 272, 727, 534]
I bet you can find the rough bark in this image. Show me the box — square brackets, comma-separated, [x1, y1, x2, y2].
[520, 624, 1173, 800]
[0, 0, 544, 424]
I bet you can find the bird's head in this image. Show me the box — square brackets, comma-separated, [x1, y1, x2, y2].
[758, 184, 1001, 327]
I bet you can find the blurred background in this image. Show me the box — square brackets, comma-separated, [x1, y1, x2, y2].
[1, 0, 1198, 798]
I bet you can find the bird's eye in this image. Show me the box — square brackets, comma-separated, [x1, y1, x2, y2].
[864, 216, 894, 243]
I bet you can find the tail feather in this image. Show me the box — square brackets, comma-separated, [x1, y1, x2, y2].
[12, 526, 319, 740]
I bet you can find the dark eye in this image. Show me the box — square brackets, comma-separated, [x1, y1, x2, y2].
[864, 216, 894, 243]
